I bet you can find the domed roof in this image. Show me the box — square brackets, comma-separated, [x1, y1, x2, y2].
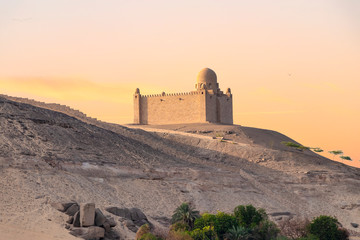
[197, 68, 217, 85]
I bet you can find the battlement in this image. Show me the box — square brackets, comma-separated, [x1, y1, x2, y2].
[140, 91, 203, 98]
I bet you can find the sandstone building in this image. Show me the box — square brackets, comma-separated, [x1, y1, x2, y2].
[134, 68, 233, 125]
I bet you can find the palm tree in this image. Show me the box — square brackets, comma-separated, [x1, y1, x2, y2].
[171, 202, 200, 230]
[225, 225, 250, 240]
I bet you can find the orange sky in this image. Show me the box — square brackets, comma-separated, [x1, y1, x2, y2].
[0, 1, 359, 167]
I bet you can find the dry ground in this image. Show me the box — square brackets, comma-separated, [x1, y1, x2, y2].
[0, 96, 359, 239]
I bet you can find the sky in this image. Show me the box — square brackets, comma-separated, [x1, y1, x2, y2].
[0, 0, 359, 167]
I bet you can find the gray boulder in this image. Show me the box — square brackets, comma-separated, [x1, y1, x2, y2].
[95, 208, 106, 226]
[65, 203, 79, 216]
[351, 222, 359, 228]
[106, 207, 149, 227]
[73, 211, 81, 227]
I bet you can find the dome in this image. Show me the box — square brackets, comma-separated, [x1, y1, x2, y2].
[197, 68, 217, 85]
[196, 68, 218, 91]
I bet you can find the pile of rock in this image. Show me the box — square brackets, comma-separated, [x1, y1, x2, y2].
[52, 202, 116, 240]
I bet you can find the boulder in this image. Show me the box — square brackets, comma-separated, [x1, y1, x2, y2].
[95, 208, 106, 226]
[50, 202, 76, 212]
[80, 203, 95, 227]
[65, 203, 79, 216]
[102, 221, 111, 232]
[106, 207, 149, 227]
[106, 216, 117, 227]
[66, 216, 74, 224]
[106, 207, 131, 219]
[70, 226, 105, 240]
[351, 222, 359, 228]
[124, 219, 138, 233]
[73, 211, 81, 227]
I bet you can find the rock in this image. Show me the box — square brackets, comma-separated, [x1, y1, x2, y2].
[106, 216, 117, 227]
[80, 203, 95, 227]
[65, 203, 79, 216]
[65, 224, 70, 229]
[70, 226, 105, 240]
[124, 219, 138, 232]
[106, 207, 132, 219]
[51, 202, 76, 212]
[73, 211, 81, 227]
[106, 207, 149, 227]
[95, 208, 106, 226]
[269, 212, 292, 216]
[351, 223, 359, 228]
[103, 221, 111, 232]
[66, 216, 74, 224]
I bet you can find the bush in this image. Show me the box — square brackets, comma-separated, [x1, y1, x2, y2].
[233, 205, 266, 228]
[214, 212, 237, 239]
[136, 224, 151, 240]
[194, 213, 217, 230]
[308, 215, 348, 240]
[140, 232, 163, 240]
[172, 222, 192, 232]
[193, 212, 237, 240]
[167, 230, 194, 240]
[190, 226, 218, 240]
[252, 219, 280, 240]
[278, 218, 310, 239]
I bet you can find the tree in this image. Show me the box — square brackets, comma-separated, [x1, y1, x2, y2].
[340, 156, 352, 161]
[328, 150, 343, 160]
[281, 142, 309, 151]
[224, 225, 249, 240]
[172, 203, 201, 230]
[308, 215, 348, 240]
[233, 205, 266, 228]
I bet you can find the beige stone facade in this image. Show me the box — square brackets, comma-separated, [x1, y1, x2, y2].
[134, 68, 233, 125]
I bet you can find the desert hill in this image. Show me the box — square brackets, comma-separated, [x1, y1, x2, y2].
[0, 96, 359, 240]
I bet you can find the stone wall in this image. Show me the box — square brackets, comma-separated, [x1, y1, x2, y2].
[138, 91, 206, 124]
[135, 90, 233, 125]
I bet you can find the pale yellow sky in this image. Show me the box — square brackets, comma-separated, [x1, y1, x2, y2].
[0, 0, 359, 167]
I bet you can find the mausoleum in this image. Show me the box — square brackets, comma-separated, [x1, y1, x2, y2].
[134, 68, 233, 125]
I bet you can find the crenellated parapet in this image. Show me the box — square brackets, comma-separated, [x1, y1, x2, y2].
[140, 91, 203, 98]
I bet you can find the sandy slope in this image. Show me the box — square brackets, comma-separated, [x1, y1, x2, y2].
[0, 96, 359, 239]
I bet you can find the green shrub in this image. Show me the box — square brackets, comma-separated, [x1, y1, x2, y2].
[252, 219, 279, 240]
[190, 226, 218, 240]
[214, 212, 237, 239]
[194, 213, 217, 230]
[140, 232, 162, 240]
[308, 215, 348, 240]
[136, 224, 151, 240]
[167, 230, 194, 240]
[172, 222, 191, 232]
[233, 205, 266, 228]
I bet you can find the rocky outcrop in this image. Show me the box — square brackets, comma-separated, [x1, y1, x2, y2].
[52, 202, 117, 240]
[106, 207, 150, 233]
